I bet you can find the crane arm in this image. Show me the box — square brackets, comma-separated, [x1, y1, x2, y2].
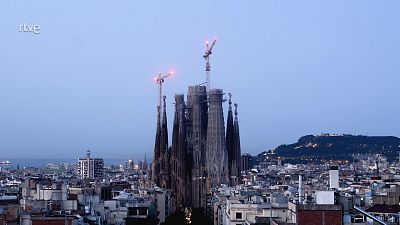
[160, 73, 171, 80]
[209, 39, 217, 52]
[155, 72, 174, 82]
[203, 39, 217, 59]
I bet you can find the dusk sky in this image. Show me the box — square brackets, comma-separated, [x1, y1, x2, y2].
[1, 1, 399, 159]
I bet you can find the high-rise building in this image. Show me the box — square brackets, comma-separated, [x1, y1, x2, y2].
[77, 150, 104, 179]
[241, 153, 253, 171]
[329, 166, 339, 189]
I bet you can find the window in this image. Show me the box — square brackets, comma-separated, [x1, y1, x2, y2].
[236, 212, 242, 219]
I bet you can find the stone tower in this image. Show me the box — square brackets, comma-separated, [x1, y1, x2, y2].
[152, 106, 161, 186]
[152, 96, 170, 188]
[187, 85, 208, 208]
[225, 93, 236, 186]
[232, 103, 242, 185]
[206, 89, 228, 189]
[160, 96, 171, 189]
[171, 94, 189, 207]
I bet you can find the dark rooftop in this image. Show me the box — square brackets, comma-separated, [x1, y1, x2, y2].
[366, 204, 400, 213]
[298, 204, 342, 211]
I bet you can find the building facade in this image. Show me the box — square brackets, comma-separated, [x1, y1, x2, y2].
[77, 150, 104, 179]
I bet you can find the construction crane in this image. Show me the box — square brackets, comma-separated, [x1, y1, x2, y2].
[203, 38, 217, 91]
[154, 71, 174, 114]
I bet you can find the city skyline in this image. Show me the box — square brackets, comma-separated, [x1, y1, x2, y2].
[1, 1, 400, 159]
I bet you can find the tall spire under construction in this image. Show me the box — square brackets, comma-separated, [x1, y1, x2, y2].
[152, 71, 173, 188]
[187, 85, 208, 209]
[150, 41, 243, 212]
[206, 89, 229, 189]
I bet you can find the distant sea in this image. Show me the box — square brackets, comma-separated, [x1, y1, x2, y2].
[0, 159, 129, 169]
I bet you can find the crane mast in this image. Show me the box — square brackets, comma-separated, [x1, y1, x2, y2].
[155, 71, 173, 116]
[203, 39, 217, 91]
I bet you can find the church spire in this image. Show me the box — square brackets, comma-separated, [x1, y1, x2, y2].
[226, 93, 235, 185]
[160, 95, 170, 188]
[161, 96, 169, 156]
[228, 93, 232, 109]
[171, 96, 180, 156]
[171, 94, 187, 207]
[233, 103, 242, 177]
[152, 106, 161, 185]
[143, 153, 148, 171]
[234, 103, 238, 121]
